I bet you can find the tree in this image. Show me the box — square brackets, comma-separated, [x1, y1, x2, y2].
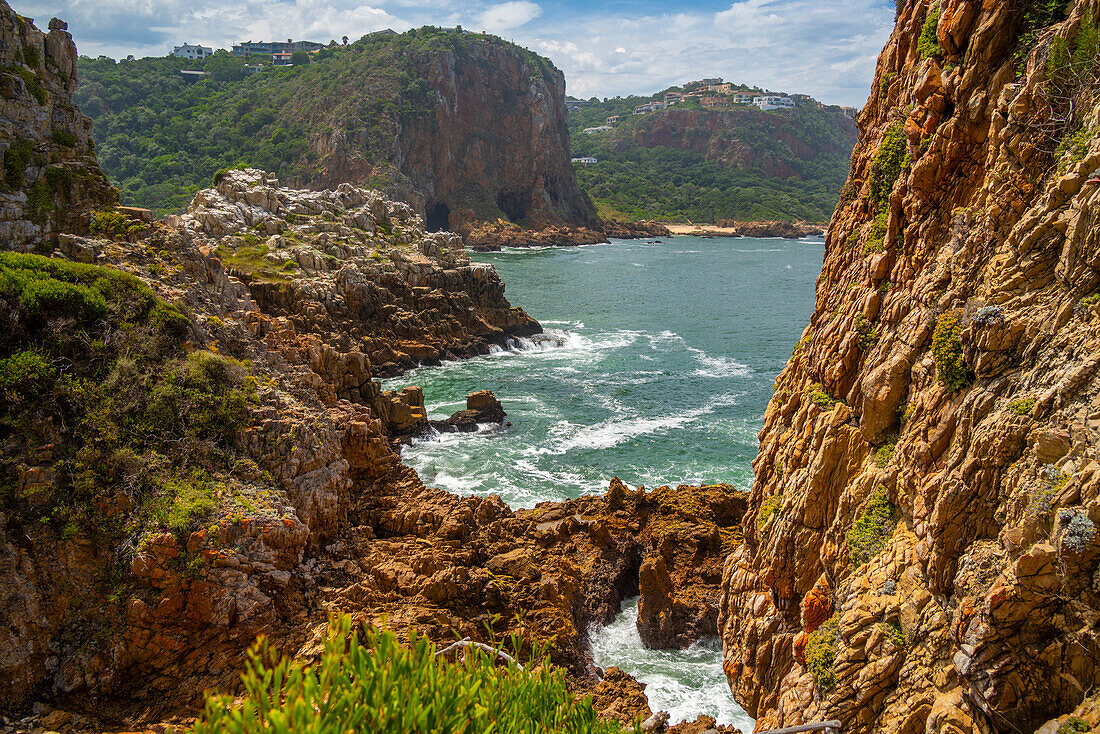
[342, 35, 349, 45]
[290, 51, 309, 65]
[205, 50, 246, 82]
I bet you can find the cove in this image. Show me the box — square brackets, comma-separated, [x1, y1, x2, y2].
[383, 236, 823, 726]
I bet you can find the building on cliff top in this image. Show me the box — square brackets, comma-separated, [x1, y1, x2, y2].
[754, 95, 795, 111]
[171, 43, 213, 59]
[231, 39, 323, 57]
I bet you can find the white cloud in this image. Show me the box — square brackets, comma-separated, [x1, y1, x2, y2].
[12, 0, 894, 106]
[475, 1, 542, 33]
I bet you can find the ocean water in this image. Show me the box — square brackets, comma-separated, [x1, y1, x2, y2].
[382, 236, 823, 728]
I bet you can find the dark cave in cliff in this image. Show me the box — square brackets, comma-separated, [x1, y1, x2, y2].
[425, 202, 451, 232]
[495, 190, 532, 223]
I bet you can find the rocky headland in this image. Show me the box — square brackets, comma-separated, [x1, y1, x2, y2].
[464, 218, 671, 251]
[666, 222, 826, 239]
[0, 8, 115, 246]
[719, 0, 1100, 732]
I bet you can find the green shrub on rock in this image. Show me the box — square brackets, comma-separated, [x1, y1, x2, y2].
[932, 309, 971, 391]
[847, 486, 897, 566]
[805, 614, 841, 690]
[757, 493, 783, 531]
[918, 3, 943, 59]
[190, 616, 636, 734]
[869, 124, 908, 208]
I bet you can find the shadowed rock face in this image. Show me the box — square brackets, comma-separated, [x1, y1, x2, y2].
[719, 1, 1100, 732]
[0, 1, 116, 246]
[295, 37, 597, 232]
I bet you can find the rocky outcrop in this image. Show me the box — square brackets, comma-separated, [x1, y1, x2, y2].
[0, 1, 115, 246]
[714, 220, 826, 238]
[431, 390, 506, 432]
[176, 168, 540, 383]
[719, 1, 1100, 732]
[463, 218, 671, 251]
[294, 31, 596, 231]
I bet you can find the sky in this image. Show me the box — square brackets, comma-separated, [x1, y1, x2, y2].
[12, 0, 896, 107]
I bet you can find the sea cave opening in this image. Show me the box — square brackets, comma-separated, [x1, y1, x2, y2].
[425, 202, 451, 232]
[495, 190, 531, 223]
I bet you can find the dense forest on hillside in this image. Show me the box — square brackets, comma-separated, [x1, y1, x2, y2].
[76, 28, 559, 215]
[567, 95, 857, 222]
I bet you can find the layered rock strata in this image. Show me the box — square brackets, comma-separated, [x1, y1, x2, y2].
[719, 1, 1100, 732]
[0, 2, 115, 246]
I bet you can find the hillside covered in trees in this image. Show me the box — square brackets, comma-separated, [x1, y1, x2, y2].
[76, 28, 593, 229]
[567, 90, 858, 223]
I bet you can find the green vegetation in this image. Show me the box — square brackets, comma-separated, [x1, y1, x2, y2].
[932, 309, 971, 391]
[856, 313, 879, 350]
[1016, 0, 1071, 76]
[90, 208, 149, 239]
[1057, 716, 1091, 734]
[78, 27, 561, 216]
[1054, 125, 1096, 171]
[2, 65, 47, 104]
[0, 252, 257, 582]
[808, 383, 842, 409]
[191, 616, 636, 734]
[216, 239, 299, 282]
[863, 211, 889, 255]
[52, 129, 78, 147]
[875, 439, 896, 468]
[868, 123, 908, 208]
[899, 402, 915, 426]
[1028, 464, 1069, 518]
[3, 138, 33, 188]
[847, 486, 897, 566]
[1082, 293, 1100, 307]
[757, 493, 783, 531]
[805, 614, 840, 690]
[567, 95, 855, 222]
[1010, 395, 1037, 415]
[879, 620, 905, 648]
[918, 3, 943, 59]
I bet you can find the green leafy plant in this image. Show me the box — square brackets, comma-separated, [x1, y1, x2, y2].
[1010, 396, 1036, 415]
[932, 309, 971, 391]
[856, 313, 879, 350]
[90, 209, 148, 239]
[868, 123, 908, 208]
[52, 129, 78, 147]
[918, 3, 942, 59]
[3, 138, 33, 188]
[847, 486, 897, 566]
[757, 493, 783, 531]
[808, 383, 842, 409]
[875, 440, 896, 468]
[879, 620, 905, 648]
[1057, 716, 1091, 734]
[190, 616, 636, 734]
[1028, 464, 1069, 518]
[805, 614, 840, 690]
[1082, 293, 1100, 306]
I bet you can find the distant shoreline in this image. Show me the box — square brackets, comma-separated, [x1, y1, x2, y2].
[665, 222, 826, 239]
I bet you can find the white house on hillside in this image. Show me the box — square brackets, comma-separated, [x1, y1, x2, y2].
[633, 102, 667, 115]
[571, 157, 597, 164]
[171, 43, 213, 59]
[583, 125, 613, 134]
[754, 95, 795, 111]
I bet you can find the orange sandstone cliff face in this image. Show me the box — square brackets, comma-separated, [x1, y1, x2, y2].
[719, 0, 1100, 732]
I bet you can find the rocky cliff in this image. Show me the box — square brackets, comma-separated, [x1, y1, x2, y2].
[719, 1, 1100, 732]
[75, 28, 597, 233]
[0, 165, 744, 729]
[0, 2, 115, 246]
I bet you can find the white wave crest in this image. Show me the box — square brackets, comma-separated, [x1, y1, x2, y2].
[687, 347, 751, 378]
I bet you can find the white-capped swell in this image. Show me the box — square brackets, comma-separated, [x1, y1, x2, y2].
[544, 394, 739, 454]
[589, 598, 754, 728]
[687, 347, 751, 378]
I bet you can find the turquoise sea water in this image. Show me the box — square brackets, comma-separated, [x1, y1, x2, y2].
[383, 236, 824, 728]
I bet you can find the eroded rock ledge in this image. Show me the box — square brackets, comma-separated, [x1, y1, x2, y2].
[719, 1, 1100, 732]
